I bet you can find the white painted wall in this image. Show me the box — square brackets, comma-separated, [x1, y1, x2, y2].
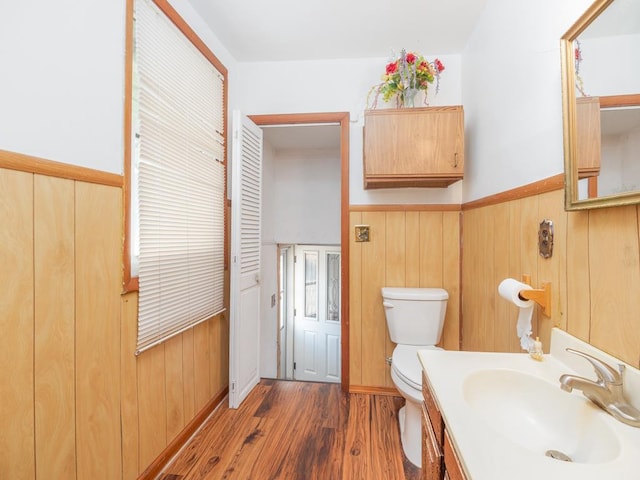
[579, 34, 640, 96]
[599, 128, 640, 196]
[237, 55, 464, 205]
[0, 0, 237, 175]
[4, 1, 625, 203]
[460, 0, 594, 202]
[270, 147, 341, 244]
[260, 140, 278, 378]
[1, 1, 126, 174]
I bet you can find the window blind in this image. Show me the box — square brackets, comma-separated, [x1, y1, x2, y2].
[134, 0, 226, 354]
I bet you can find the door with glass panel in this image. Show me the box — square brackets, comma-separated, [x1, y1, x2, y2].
[293, 245, 341, 383]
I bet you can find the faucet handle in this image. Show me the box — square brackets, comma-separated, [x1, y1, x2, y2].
[566, 348, 622, 385]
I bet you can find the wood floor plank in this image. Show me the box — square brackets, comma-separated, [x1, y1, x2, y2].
[160, 380, 417, 480]
[342, 393, 371, 479]
[161, 382, 272, 478]
[371, 396, 406, 479]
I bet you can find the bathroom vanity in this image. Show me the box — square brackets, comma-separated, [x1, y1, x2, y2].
[422, 370, 465, 480]
[419, 328, 640, 480]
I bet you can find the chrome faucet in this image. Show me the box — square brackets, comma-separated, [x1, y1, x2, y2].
[559, 348, 640, 427]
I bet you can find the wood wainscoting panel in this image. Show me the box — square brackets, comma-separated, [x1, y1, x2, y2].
[537, 190, 568, 343]
[419, 212, 444, 287]
[462, 180, 640, 366]
[588, 206, 640, 366]
[462, 206, 495, 351]
[385, 212, 407, 287]
[464, 190, 567, 354]
[405, 211, 421, 287]
[182, 327, 197, 421]
[121, 292, 140, 479]
[1, 166, 232, 480]
[506, 200, 525, 353]
[492, 202, 512, 352]
[75, 182, 122, 479]
[349, 211, 364, 386]
[384, 211, 407, 388]
[165, 334, 186, 441]
[442, 211, 461, 350]
[514, 195, 542, 341]
[34, 175, 76, 479]
[209, 314, 226, 400]
[0, 169, 35, 479]
[360, 211, 388, 387]
[138, 343, 168, 470]
[350, 207, 461, 390]
[566, 210, 591, 342]
[194, 320, 213, 410]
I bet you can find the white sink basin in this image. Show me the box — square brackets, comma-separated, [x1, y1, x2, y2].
[462, 368, 621, 464]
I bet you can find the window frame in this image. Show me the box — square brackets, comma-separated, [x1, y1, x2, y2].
[123, 0, 228, 293]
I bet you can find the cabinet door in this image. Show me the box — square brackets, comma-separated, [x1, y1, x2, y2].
[364, 107, 464, 184]
[576, 96, 601, 178]
[422, 371, 444, 445]
[444, 430, 466, 480]
[422, 404, 443, 480]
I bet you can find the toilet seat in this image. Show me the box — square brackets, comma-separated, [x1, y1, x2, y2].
[392, 345, 441, 391]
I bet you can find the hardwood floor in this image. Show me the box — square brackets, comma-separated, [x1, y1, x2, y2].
[158, 379, 421, 480]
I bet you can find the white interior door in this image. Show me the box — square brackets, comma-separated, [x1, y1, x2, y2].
[229, 111, 263, 408]
[293, 245, 341, 383]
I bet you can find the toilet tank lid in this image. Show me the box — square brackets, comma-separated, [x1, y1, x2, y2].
[382, 287, 448, 301]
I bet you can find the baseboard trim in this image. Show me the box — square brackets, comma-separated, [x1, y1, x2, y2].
[349, 385, 399, 396]
[137, 386, 229, 480]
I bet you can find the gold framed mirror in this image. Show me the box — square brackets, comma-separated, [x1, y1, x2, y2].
[561, 0, 640, 210]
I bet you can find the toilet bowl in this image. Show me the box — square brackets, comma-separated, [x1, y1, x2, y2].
[391, 344, 442, 467]
[381, 287, 448, 468]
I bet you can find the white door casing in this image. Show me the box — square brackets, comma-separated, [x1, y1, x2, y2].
[293, 245, 341, 383]
[229, 111, 263, 408]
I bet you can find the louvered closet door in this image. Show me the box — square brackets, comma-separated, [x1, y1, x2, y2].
[229, 111, 263, 408]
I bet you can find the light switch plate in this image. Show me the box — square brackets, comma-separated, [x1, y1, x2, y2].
[355, 225, 370, 242]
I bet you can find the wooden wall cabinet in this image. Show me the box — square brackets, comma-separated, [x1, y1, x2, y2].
[421, 371, 467, 480]
[363, 106, 464, 189]
[575, 96, 601, 179]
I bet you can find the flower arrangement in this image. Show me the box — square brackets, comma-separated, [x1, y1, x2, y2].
[574, 40, 587, 97]
[368, 49, 445, 108]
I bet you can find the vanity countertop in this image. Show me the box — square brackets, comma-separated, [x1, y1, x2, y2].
[418, 328, 640, 480]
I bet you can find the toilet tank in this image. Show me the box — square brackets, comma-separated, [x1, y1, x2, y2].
[381, 287, 448, 345]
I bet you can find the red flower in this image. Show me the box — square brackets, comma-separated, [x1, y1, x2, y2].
[386, 61, 398, 74]
[405, 52, 417, 64]
[434, 58, 445, 73]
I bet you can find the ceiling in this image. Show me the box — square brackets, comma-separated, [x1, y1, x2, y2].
[186, 0, 490, 149]
[185, 0, 489, 62]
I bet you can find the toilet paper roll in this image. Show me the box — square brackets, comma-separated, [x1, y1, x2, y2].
[498, 278, 535, 351]
[498, 278, 534, 308]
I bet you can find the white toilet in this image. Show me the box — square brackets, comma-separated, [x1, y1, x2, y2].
[382, 286, 448, 468]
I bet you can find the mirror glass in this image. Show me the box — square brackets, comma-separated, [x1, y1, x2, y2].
[561, 0, 640, 210]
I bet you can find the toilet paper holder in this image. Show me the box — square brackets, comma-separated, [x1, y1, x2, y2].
[519, 274, 551, 317]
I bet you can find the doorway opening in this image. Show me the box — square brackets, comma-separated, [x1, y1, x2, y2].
[278, 244, 341, 383]
[250, 112, 350, 390]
